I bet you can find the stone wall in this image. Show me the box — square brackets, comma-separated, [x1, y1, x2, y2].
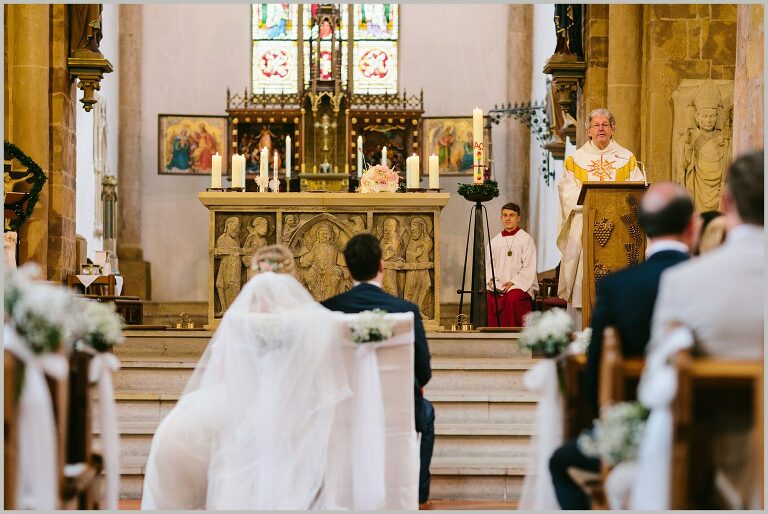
[578, 4, 608, 147]
[732, 4, 764, 157]
[640, 4, 737, 183]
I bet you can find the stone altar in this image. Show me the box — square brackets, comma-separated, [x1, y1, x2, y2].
[199, 192, 450, 329]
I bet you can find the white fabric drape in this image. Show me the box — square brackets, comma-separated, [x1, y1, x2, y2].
[78, 344, 121, 510]
[324, 312, 419, 510]
[518, 358, 563, 510]
[630, 326, 694, 510]
[4, 325, 68, 510]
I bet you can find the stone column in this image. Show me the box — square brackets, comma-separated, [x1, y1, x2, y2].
[8, 5, 50, 270]
[607, 5, 642, 157]
[578, 4, 609, 147]
[506, 4, 533, 218]
[47, 4, 78, 282]
[732, 4, 764, 157]
[117, 4, 151, 299]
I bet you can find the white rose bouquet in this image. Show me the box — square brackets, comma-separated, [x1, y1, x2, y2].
[77, 299, 124, 352]
[358, 164, 401, 193]
[519, 307, 575, 356]
[577, 401, 650, 465]
[349, 309, 395, 343]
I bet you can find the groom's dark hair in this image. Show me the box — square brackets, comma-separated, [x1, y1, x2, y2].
[343, 233, 382, 281]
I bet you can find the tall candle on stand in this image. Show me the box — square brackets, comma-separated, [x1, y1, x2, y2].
[273, 151, 278, 184]
[211, 153, 222, 189]
[231, 154, 239, 188]
[381, 146, 387, 168]
[405, 155, 412, 189]
[260, 147, 268, 190]
[285, 136, 291, 179]
[473, 107, 484, 184]
[240, 155, 246, 188]
[429, 154, 439, 189]
[357, 135, 363, 178]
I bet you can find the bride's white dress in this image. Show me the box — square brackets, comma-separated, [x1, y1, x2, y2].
[141, 272, 352, 510]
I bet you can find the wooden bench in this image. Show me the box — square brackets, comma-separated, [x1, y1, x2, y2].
[670, 350, 763, 509]
[597, 326, 644, 408]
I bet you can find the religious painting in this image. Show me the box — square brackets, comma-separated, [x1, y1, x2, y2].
[158, 115, 227, 175]
[422, 116, 489, 177]
[353, 4, 398, 40]
[360, 123, 409, 175]
[252, 4, 298, 40]
[233, 121, 296, 177]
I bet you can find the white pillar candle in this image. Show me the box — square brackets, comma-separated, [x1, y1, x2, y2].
[409, 154, 420, 189]
[405, 155, 411, 189]
[473, 107, 484, 184]
[381, 145, 387, 168]
[240, 155, 246, 188]
[357, 135, 363, 178]
[273, 151, 278, 183]
[260, 147, 269, 190]
[429, 154, 439, 189]
[211, 153, 222, 189]
[231, 154, 239, 187]
[285, 136, 291, 179]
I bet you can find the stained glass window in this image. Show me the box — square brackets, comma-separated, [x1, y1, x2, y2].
[251, 4, 399, 95]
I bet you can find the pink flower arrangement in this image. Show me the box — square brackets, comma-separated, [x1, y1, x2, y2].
[358, 164, 401, 193]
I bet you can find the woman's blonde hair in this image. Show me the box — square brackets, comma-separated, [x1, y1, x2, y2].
[251, 244, 296, 276]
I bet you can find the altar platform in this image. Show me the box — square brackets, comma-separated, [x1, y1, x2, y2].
[106, 328, 537, 502]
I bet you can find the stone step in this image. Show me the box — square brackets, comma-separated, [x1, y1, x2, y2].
[426, 331, 528, 359]
[430, 455, 527, 501]
[431, 398, 537, 425]
[117, 331, 211, 361]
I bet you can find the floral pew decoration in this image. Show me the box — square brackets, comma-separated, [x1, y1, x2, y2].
[516, 308, 591, 510]
[4, 264, 78, 509]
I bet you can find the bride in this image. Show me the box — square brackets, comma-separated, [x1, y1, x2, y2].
[141, 245, 352, 509]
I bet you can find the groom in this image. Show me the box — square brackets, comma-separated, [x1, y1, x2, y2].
[322, 233, 435, 507]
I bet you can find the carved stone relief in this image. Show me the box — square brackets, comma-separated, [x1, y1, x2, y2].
[593, 217, 614, 247]
[672, 79, 734, 212]
[213, 213, 276, 316]
[374, 214, 436, 319]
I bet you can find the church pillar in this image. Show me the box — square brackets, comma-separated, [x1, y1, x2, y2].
[506, 4, 533, 217]
[732, 4, 764, 157]
[47, 4, 78, 282]
[607, 5, 642, 157]
[578, 4, 609, 147]
[117, 4, 151, 299]
[7, 4, 51, 271]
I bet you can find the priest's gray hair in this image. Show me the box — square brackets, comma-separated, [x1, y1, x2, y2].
[585, 108, 616, 130]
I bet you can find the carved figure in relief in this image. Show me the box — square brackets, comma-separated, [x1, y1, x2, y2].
[403, 216, 433, 318]
[379, 216, 405, 297]
[345, 215, 366, 234]
[676, 80, 732, 212]
[299, 222, 347, 301]
[281, 213, 298, 244]
[242, 217, 270, 281]
[215, 216, 242, 315]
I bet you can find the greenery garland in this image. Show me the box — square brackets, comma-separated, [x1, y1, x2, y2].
[457, 181, 500, 201]
[4, 141, 48, 233]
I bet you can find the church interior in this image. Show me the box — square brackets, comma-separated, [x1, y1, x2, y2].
[3, 3, 764, 510]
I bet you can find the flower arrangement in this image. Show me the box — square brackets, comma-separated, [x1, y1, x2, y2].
[358, 164, 401, 193]
[577, 401, 650, 465]
[518, 307, 575, 357]
[569, 327, 592, 354]
[348, 309, 395, 343]
[77, 300, 124, 352]
[253, 257, 292, 274]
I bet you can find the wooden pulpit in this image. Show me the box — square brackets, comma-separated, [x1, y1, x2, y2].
[578, 182, 649, 328]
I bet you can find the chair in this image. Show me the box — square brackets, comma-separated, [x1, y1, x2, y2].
[324, 312, 419, 510]
[4, 350, 22, 509]
[535, 263, 567, 312]
[670, 350, 763, 509]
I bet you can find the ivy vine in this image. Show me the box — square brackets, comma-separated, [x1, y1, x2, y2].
[4, 141, 47, 233]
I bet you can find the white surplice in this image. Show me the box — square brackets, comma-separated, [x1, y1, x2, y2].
[485, 229, 538, 297]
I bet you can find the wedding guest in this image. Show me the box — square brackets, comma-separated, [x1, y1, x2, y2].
[694, 210, 727, 255]
[549, 182, 696, 510]
[321, 233, 435, 507]
[485, 202, 538, 326]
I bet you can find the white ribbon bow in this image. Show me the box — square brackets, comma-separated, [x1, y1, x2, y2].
[4, 325, 68, 510]
[630, 326, 694, 510]
[79, 344, 121, 510]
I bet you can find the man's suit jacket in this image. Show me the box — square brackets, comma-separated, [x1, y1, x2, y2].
[321, 283, 432, 432]
[650, 226, 764, 359]
[583, 249, 689, 414]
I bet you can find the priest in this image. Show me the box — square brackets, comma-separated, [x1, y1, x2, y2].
[556, 108, 644, 325]
[485, 202, 538, 327]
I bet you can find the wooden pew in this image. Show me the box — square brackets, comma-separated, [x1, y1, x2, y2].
[4, 350, 22, 509]
[597, 326, 644, 409]
[558, 352, 594, 440]
[670, 350, 763, 509]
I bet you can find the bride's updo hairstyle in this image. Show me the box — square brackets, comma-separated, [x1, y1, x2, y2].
[251, 244, 296, 276]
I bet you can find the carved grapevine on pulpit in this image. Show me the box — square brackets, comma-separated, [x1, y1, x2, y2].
[621, 195, 643, 266]
[593, 218, 614, 247]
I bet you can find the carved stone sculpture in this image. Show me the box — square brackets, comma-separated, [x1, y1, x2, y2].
[281, 213, 298, 244]
[215, 216, 242, 315]
[379, 216, 405, 297]
[242, 216, 270, 281]
[296, 219, 351, 301]
[403, 216, 434, 318]
[672, 79, 733, 212]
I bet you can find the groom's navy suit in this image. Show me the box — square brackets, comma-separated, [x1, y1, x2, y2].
[550, 247, 689, 509]
[321, 282, 434, 503]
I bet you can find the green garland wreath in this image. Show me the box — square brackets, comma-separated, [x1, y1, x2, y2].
[4, 141, 47, 233]
[457, 181, 500, 202]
